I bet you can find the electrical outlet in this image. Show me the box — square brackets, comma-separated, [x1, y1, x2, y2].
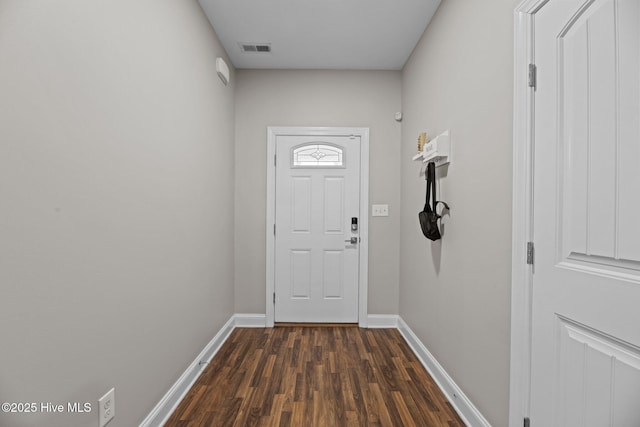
[98, 388, 115, 427]
[371, 204, 389, 217]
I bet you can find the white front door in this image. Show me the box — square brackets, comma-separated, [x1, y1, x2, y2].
[531, 1, 640, 425]
[274, 134, 361, 322]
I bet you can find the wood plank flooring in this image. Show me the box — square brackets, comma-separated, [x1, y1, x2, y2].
[164, 326, 465, 427]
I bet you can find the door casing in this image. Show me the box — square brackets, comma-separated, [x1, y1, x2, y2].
[266, 126, 370, 327]
[510, 0, 551, 425]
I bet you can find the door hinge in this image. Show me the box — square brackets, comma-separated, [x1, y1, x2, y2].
[274, 224, 276, 236]
[274, 154, 277, 166]
[527, 241, 534, 265]
[528, 64, 537, 89]
[273, 292, 276, 304]
[524, 417, 530, 427]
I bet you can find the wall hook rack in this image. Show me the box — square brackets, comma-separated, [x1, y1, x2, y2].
[412, 130, 451, 167]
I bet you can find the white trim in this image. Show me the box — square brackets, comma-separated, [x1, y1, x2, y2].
[510, 1, 548, 426]
[234, 313, 267, 328]
[265, 126, 370, 328]
[358, 129, 370, 328]
[139, 316, 236, 427]
[397, 317, 491, 427]
[366, 314, 399, 328]
[266, 129, 276, 328]
[516, 0, 550, 14]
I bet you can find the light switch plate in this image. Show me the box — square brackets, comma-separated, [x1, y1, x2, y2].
[372, 204, 389, 217]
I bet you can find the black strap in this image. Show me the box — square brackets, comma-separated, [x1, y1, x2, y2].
[425, 162, 449, 216]
[425, 162, 437, 213]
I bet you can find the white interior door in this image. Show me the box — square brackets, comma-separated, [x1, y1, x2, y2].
[531, 1, 640, 426]
[274, 134, 360, 323]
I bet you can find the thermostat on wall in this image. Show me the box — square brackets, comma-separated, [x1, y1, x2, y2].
[216, 57, 229, 86]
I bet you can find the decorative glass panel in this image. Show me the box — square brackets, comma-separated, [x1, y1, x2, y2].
[292, 144, 344, 167]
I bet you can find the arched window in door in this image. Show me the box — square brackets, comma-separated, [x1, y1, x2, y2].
[291, 143, 344, 167]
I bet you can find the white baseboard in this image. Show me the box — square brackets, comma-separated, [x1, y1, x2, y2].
[366, 314, 399, 328]
[233, 313, 267, 328]
[397, 317, 491, 427]
[139, 316, 236, 427]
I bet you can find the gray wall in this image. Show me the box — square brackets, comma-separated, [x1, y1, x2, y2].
[399, 0, 517, 426]
[234, 70, 402, 315]
[0, 1, 235, 426]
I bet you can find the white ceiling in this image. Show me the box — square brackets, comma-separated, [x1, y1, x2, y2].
[198, 0, 441, 70]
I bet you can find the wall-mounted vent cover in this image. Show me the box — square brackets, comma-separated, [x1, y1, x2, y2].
[239, 43, 271, 53]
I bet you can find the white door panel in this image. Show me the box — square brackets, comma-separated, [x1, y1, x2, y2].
[274, 135, 360, 322]
[531, 0, 640, 425]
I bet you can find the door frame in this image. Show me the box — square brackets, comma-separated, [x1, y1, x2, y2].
[265, 126, 370, 328]
[510, 0, 548, 426]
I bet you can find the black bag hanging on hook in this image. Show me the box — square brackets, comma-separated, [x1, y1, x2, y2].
[418, 162, 449, 241]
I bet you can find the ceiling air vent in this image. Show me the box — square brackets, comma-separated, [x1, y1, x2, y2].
[239, 43, 271, 53]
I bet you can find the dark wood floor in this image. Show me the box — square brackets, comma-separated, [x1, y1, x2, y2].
[164, 326, 465, 427]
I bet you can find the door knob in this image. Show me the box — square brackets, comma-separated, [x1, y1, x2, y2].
[345, 237, 358, 245]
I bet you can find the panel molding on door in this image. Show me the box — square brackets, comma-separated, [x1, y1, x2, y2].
[291, 177, 312, 233]
[265, 127, 369, 327]
[274, 134, 359, 323]
[323, 177, 345, 234]
[556, 315, 640, 427]
[557, 0, 640, 283]
[323, 250, 344, 299]
[511, 1, 640, 426]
